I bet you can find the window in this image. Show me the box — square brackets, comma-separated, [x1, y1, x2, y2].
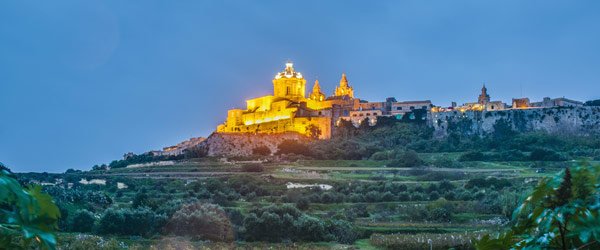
[396, 107, 402, 110]
[410, 106, 415, 110]
[286, 86, 290, 95]
[422, 106, 427, 109]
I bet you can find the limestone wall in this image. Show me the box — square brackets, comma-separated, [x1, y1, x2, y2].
[429, 106, 600, 137]
[199, 132, 309, 157]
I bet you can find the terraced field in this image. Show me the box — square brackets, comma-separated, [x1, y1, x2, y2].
[62, 154, 568, 249]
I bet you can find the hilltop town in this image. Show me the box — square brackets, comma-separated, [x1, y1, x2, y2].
[145, 61, 596, 157]
[216, 62, 585, 139]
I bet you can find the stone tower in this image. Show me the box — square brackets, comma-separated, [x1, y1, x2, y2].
[272, 61, 306, 101]
[334, 73, 354, 98]
[309, 79, 326, 101]
[478, 84, 490, 105]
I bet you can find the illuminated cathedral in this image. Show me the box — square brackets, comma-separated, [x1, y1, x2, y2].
[216, 62, 357, 139]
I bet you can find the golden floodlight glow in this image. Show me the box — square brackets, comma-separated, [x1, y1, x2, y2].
[217, 62, 340, 139]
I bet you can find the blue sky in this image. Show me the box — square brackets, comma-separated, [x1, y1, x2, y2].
[1, 1, 599, 172]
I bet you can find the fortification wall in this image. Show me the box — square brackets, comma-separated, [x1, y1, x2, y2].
[429, 106, 600, 137]
[199, 132, 309, 157]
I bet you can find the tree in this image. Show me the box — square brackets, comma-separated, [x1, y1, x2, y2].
[306, 124, 322, 139]
[164, 203, 234, 242]
[68, 209, 95, 233]
[132, 191, 152, 208]
[0, 166, 60, 249]
[530, 148, 564, 161]
[475, 163, 600, 250]
[584, 99, 600, 106]
[388, 150, 423, 168]
[296, 198, 310, 210]
[97, 207, 166, 236]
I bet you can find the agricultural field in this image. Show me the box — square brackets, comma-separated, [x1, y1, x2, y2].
[16, 154, 571, 249]
[10, 121, 600, 249]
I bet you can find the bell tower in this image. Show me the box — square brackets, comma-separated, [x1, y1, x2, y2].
[309, 79, 326, 101]
[334, 73, 354, 98]
[478, 84, 490, 105]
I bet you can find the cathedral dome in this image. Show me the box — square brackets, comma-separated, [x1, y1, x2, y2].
[274, 61, 303, 79]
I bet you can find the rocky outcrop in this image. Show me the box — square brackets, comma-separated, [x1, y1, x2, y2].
[198, 132, 309, 157]
[430, 106, 600, 137]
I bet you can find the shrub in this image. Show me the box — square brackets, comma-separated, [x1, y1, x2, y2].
[97, 207, 166, 236]
[68, 209, 95, 232]
[276, 140, 312, 156]
[432, 156, 463, 168]
[427, 198, 454, 222]
[252, 145, 271, 156]
[296, 198, 310, 210]
[164, 203, 234, 242]
[388, 150, 423, 168]
[242, 164, 264, 172]
[243, 204, 335, 242]
[370, 151, 390, 161]
[530, 148, 564, 161]
[459, 151, 485, 161]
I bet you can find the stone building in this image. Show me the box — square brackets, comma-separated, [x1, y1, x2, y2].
[448, 85, 507, 112]
[512, 98, 531, 109]
[531, 97, 583, 108]
[217, 62, 358, 139]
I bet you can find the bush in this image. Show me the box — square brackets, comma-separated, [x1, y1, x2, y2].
[97, 207, 166, 236]
[296, 198, 310, 210]
[459, 151, 485, 161]
[427, 198, 454, 222]
[252, 145, 271, 156]
[242, 204, 358, 243]
[370, 151, 390, 161]
[164, 203, 234, 242]
[242, 164, 264, 172]
[388, 150, 423, 168]
[68, 209, 95, 232]
[465, 177, 511, 190]
[432, 156, 463, 168]
[530, 148, 564, 161]
[276, 140, 312, 156]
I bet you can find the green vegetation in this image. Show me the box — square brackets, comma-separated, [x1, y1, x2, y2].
[7, 118, 600, 249]
[0, 164, 60, 249]
[476, 163, 600, 249]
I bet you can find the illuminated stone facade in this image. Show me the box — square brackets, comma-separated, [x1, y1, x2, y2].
[217, 62, 335, 139]
[334, 73, 354, 98]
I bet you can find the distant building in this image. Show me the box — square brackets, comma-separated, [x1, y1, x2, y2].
[342, 109, 383, 127]
[450, 85, 507, 112]
[512, 98, 531, 109]
[390, 100, 433, 116]
[531, 97, 583, 108]
[157, 137, 206, 156]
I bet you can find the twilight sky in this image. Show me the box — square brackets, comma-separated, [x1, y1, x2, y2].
[1, 1, 599, 172]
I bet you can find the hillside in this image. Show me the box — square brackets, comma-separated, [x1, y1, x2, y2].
[11, 115, 600, 249]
